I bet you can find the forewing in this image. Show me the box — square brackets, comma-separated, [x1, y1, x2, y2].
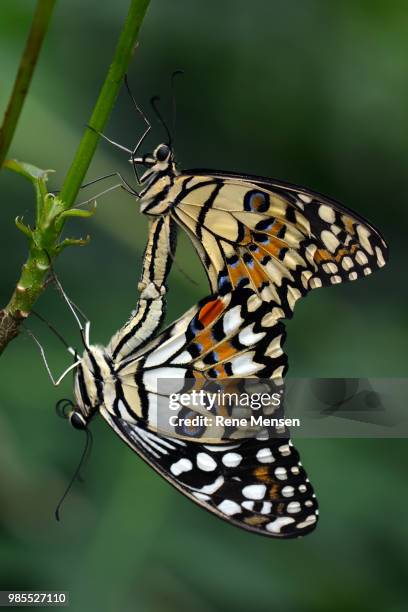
[100, 407, 318, 538]
[172, 172, 388, 318]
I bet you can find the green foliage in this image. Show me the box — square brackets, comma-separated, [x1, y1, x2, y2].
[0, 1, 405, 612]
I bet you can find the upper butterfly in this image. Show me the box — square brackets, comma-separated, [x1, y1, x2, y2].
[131, 142, 388, 318]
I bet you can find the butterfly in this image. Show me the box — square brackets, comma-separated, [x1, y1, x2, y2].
[129, 142, 388, 319]
[69, 283, 318, 538]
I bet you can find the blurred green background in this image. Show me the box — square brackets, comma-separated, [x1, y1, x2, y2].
[0, 1, 407, 611]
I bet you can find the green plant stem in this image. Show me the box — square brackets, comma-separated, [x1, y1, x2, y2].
[0, 0, 151, 355]
[0, 0, 56, 169]
[59, 0, 150, 208]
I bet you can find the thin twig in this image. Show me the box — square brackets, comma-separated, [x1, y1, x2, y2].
[0, 0, 56, 169]
[59, 0, 150, 208]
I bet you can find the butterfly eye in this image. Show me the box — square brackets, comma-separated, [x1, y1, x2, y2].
[69, 411, 87, 430]
[155, 144, 170, 162]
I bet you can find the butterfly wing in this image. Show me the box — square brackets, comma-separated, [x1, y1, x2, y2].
[115, 288, 288, 440]
[99, 287, 318, 537]
[100, 408, 318, 538]
[170, 171, 388, 318]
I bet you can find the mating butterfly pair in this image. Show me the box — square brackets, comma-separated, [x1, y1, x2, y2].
[60, 126, 387, 538]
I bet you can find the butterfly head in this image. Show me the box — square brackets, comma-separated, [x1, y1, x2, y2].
[56, 396, 89, 431]
[69, 347, 109, 429]
[132, 143, 178, 214]
[131, 143, 176, 176]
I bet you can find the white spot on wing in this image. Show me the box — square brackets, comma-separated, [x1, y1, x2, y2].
[319, 204, 335, 223]
[342, 256, 353, 270]
[309, 277, 322, 289]
[287, 501, 301, 513]
[196, 452, 217, 472]
[266, 516, 295, 533]
[356, 224, 373, 254]
[222, 452, 242, 467]
[242, 500, 255, 511]
[170, 458, 193, 476]
[192, 492, 210, 501]
[217, 499, 241, 516]
[223, 305, 243, 336]
[298, 193, 312, 203]
[242, 484, 266, 500]
[195, 476, 224, 494]
[261, 501, 272, 514]
[375, 246, 386, 267]
[356, 250, 368, 265]
[274, 467, 288, 480]
[296, 514, 317, 529]
[321, 230, 340, 253]
[256, 447, 275, 463]
[238, 324, 265, 346]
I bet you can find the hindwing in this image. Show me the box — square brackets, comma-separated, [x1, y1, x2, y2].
[100, 409, 318, 538]
[112, 288, 287, 440]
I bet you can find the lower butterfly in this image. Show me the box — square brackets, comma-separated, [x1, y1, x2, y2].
[40, 217, 317, 538]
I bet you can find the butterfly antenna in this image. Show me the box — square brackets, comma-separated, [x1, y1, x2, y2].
[123, 75, 153, 184]
[55, 427, 93, 522]
[124, 74, 151, 130]
[150, 96, 172, 147]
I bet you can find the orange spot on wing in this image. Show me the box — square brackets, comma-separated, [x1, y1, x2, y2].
[194, 329, 214, 353]
[269, 220, 285, 237]
[261, 236, 286, 259]
[228, 258, 249, 288]
[214, 341, 236, 361]
[198, 298, 224, 327]
[254, 466, 271, 482]
[336, 243, 359, 261]
[244, 515, 269, 526]
[210, 364, 228, 378]
[343, 217, 356, 234]
[315, 243, 359, 265]
[269, 484, 281, 500]
[246, 259, 270, 292]
[315, 248, 332, 263]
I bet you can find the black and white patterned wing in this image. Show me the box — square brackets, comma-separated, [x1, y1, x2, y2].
[100, 409, 318, 538]
[113, 289, 288, 441]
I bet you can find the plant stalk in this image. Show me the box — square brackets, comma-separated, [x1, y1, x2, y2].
[0, 0, 151, 355]
[0, 0, 56, 169]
